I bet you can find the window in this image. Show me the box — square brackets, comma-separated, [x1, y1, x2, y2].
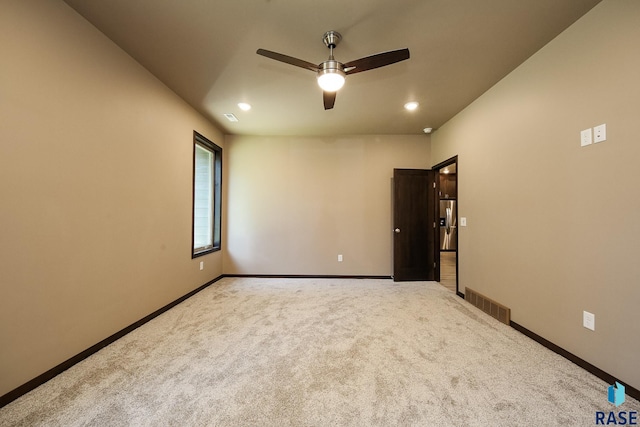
[192, 131, 222, 257]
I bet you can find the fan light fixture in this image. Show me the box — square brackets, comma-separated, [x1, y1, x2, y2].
[317, 60, 345, 92]
[317, 70, 345, 92]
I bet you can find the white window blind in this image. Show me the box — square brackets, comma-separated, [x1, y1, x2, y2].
[193, 144, 214, 253]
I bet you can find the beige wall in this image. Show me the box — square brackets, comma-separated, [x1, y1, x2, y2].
[0, 0, 224, 396]
[223, 135, 430, 276]
[431, 0, 640, 390]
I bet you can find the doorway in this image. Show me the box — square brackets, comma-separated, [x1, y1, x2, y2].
[433, 157, 458, 295]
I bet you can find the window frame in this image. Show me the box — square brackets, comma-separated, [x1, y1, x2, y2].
[191, 131, 222, 258]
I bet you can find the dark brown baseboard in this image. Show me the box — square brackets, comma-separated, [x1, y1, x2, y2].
[223, 274, 392, 280]
[510, 321, 639, 401]
[0, 276, 224, 409]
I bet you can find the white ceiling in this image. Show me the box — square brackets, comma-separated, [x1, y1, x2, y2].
[63, 0, 600, 136]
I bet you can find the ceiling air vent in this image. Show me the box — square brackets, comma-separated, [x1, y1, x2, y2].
[223, 113, 238, 122]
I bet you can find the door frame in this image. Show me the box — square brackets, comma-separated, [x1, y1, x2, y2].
[432, 156, 462, 297]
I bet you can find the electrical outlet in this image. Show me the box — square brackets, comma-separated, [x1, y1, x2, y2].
[583, 311, 595, 331]
[199, 261, 204, 271]
[593, 123, 606, 143]
[338, 254, 343, 262]
[580, 128, 592, 147]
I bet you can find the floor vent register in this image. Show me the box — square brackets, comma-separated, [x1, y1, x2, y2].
[465, 287, 511, 325]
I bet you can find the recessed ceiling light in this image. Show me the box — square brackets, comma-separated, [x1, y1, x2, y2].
[223, 113, 238, 122]
[423, 127, 433, 134]
[238, 102, 251, 111]
[404, 101, 419, 111]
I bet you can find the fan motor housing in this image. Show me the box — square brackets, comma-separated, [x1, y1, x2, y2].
[318, 60, 344, 74]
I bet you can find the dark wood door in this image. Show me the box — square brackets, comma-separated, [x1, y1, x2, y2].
[393, 169, 438, 281]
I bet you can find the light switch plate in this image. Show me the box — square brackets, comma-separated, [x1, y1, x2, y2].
[460, 217, 467, 227]
[581, 128, 592, 147]
[593, 124, 606, 143]
[583, 311, 595, 331]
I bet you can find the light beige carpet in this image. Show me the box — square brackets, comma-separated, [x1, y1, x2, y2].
[1, 278, 638, 426]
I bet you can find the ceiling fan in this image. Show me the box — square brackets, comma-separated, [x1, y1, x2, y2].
[257, 31, 410, 110]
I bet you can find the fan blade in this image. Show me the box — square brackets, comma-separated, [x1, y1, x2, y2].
[256, 49, 319, 72]
[323, 91, 336, 110]
[343, 48, 410, 75]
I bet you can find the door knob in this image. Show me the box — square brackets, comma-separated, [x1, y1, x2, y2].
[394, 228, 401, 233]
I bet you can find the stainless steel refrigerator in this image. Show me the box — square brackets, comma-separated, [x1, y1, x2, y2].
[439, 200, 457, 251]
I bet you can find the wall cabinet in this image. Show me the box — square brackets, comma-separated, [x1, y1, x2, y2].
[439, 173, 457, 199]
